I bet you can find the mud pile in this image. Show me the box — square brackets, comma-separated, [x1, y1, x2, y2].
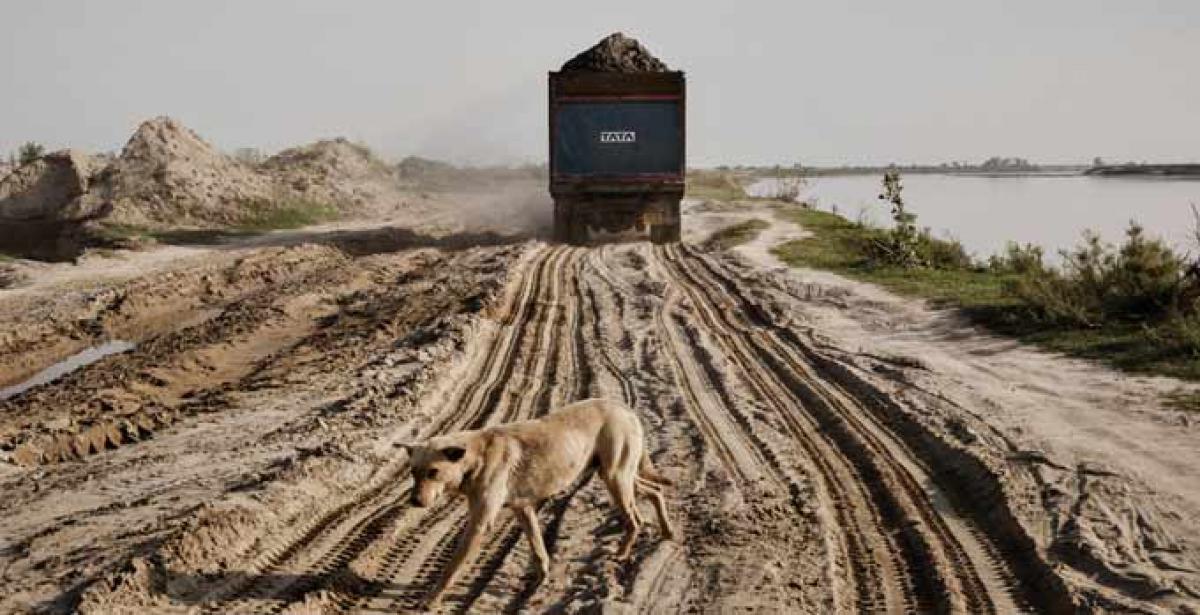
[560, 32, 669, 72]
[102, 117, 276, 227]
[0, 150, 112, 259]
[0, 150, 106, 223]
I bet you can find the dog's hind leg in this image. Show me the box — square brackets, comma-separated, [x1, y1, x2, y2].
[605, 473, 641, 561]
[517, 505, 550, 584]
[602, 438, 643, 562]
[635, 478, 677, 540]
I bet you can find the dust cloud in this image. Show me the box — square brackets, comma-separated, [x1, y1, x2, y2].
[443, 178, 554, 238]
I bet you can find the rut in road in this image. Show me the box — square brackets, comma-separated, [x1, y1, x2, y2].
[656, 244, 1046, 613]
[189, 246, 576, 614]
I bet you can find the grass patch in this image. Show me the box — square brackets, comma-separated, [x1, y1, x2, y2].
[704, 218, 770, 251]
[0, 252, 13, 263]
[772, 208, 1012, 308]
[1163, 389, 1200, 414]
[94, 199, 341, 247]
[233, 198, 339, 231]
[772, 207, 1200, 381]
[91, 223, 159, 245]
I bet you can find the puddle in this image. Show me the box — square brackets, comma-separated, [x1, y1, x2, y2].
[0, 340, 135, 401]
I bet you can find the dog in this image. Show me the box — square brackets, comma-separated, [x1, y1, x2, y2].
[397, 398, 676, 609]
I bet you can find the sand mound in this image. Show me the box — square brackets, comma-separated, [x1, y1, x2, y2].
[263, 138, 400, 208]
[103, 116, 276, 226]
[0, 117, 416, 259]
[561, 32, 669, 73]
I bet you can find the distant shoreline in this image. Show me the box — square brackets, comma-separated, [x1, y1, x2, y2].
[742, 169, 1200, 180]
[704, 163, 1200, 180]
[1084, 164, 1200, 178]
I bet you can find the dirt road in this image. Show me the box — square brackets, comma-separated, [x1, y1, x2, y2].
[1, 215, 1197, 612]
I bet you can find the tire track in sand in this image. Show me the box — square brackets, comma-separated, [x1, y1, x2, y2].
[657, 244, 915, 612]
[342, 246, 582, 614]
[189, 246, 559, 613]
[663, 244, 1032, 613]
[644, 246, 853, 611]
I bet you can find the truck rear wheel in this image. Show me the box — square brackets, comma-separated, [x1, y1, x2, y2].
[561, 219, 586, 245]
[650, 224, 680, 244]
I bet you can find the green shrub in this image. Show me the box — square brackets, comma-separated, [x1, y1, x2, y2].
[1108, 223, 1187, 314]
[918, 231, 972, 270]
[989, 242, 1046, 274]
[1010, 223, 1194, 328]
[1149, 313, 1200, 359]
[18, 142, 45, 165]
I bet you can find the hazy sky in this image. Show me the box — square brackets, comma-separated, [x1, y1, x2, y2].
[3, 1, 1197, 166]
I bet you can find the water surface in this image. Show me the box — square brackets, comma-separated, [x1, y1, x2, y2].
[0, 340, 135, 401]
[748, 175, 1200, 261]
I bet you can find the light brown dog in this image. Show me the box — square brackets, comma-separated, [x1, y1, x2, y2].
[399, 398, 676, 609]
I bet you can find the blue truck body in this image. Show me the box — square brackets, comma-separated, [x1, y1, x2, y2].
[552, 101, 683, 177]
[548, 71, 685, 244]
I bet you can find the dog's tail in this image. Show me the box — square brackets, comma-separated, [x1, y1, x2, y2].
[638, 449, 673, 486]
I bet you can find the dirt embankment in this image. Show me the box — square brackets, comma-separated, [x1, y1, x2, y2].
[0, 118, 408, 261]
[0, 150, 112, 260]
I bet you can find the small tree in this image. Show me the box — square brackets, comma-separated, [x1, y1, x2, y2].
[18, 142, 45, 165]
[768, 177, 803, 203]
[873, 171, 923, 267]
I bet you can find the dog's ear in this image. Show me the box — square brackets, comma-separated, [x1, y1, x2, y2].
[441, 446, 466, 462]
[394, 442, 417, 455]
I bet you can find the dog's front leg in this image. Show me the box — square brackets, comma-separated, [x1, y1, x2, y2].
[517, 505, 550, 584]
[423, 499, 500, 610]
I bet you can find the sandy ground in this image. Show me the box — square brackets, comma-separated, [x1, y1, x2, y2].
[727, 207, 1200, 512]
[705, 201, 1200, 611]
[0, 196, 1196, 614]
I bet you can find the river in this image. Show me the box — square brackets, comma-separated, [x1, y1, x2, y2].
[747, 174, 1200, 261]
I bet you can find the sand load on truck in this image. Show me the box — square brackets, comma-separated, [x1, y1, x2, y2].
[550, 33, 685, 244]
[560, 32, 670, 73]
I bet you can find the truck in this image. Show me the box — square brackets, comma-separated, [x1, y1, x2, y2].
[548, 68, 685, 244]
